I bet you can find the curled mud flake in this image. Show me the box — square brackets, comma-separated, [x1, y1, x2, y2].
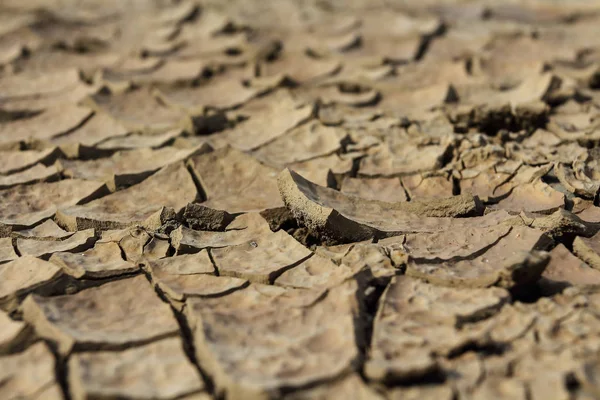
[278, 168, 499, 244]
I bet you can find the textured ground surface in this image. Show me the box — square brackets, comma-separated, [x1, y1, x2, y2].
[4, 0, 600, 399]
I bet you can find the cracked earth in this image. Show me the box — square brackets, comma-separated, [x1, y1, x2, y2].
[4, 0, 600, 399]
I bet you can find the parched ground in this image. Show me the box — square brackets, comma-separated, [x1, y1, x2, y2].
[4, 0, 600, 399]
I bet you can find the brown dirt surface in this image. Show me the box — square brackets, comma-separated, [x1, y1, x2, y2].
[3, 0, 600, 399]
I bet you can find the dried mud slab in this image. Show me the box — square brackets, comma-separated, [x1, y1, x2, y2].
[188, 146, 283, 213]
[406, 226, 551, 289]
[96, 129, 182, 152]
[359, 140, 453, 177]
[22, 275, 179, 354]
[539, 244, 600, 294]
[469, 378, 527, 400]
[87, 88, 192, 133]
[459, 163, 514, 202]
[573, 232, 600, 271]
[275, 252, 360, 290]
[154, 271, 247, 307]
[211, 228, 313, 284]
[99, 225, 169, 263]
[285, 375, 384, 400]
[69, 337, 206, 400]
[388, 385, 454, 400]
[145, 251, 247, 306]
[365, 276, 510, 383]
[494, 180, 565, 214]
[56, 162, 197, 231]
[318, 103, 382, 126]
[98, 226, 150, 259]
[101, 58, 207, 86]
[0, 256, 64, 312]
[0, 163, 61, 190]
[341, 177, 407, 202]
[456, 72, 558, 108]
[286, 153, 355, 187]
[157, 74, 267, 113]
[0, 80, 99, 114]
[0, 179, 107, 235]
[222, 90, 314, 151]
[61, 144, 210, 191]
[0, 148, 61, 175]
[262, 53, 341, 84]
[0, 104, 92, 147]
[0, 342, 62, 400]
[143, 236, 170, 260]
[16, 228, 96, 259]
[575, 203, 600, 225]
[147, 252, 215, 278]
[401, 174, 454, 200]
[0, 68, 81, 99]
[439, 352, 484, 397]
[0, 310, 30, 354]
[0, 237, 18, 263]
[380, 224, 512, 262]
[278, 169, 496, 243]
[376, 83, 455, 119]
[49, 112, 130, 151]
[50, 242, 136, 279]
[171, 212, 272, 254]
[186, 281, 360, 400]
[251, 121, 346, 167]
[320, 85, 381, 107]
[11, 220, 73, 240]
[341, 242, 401, 280]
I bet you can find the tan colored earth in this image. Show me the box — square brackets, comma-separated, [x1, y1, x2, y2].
[3, 0, 600, 399]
